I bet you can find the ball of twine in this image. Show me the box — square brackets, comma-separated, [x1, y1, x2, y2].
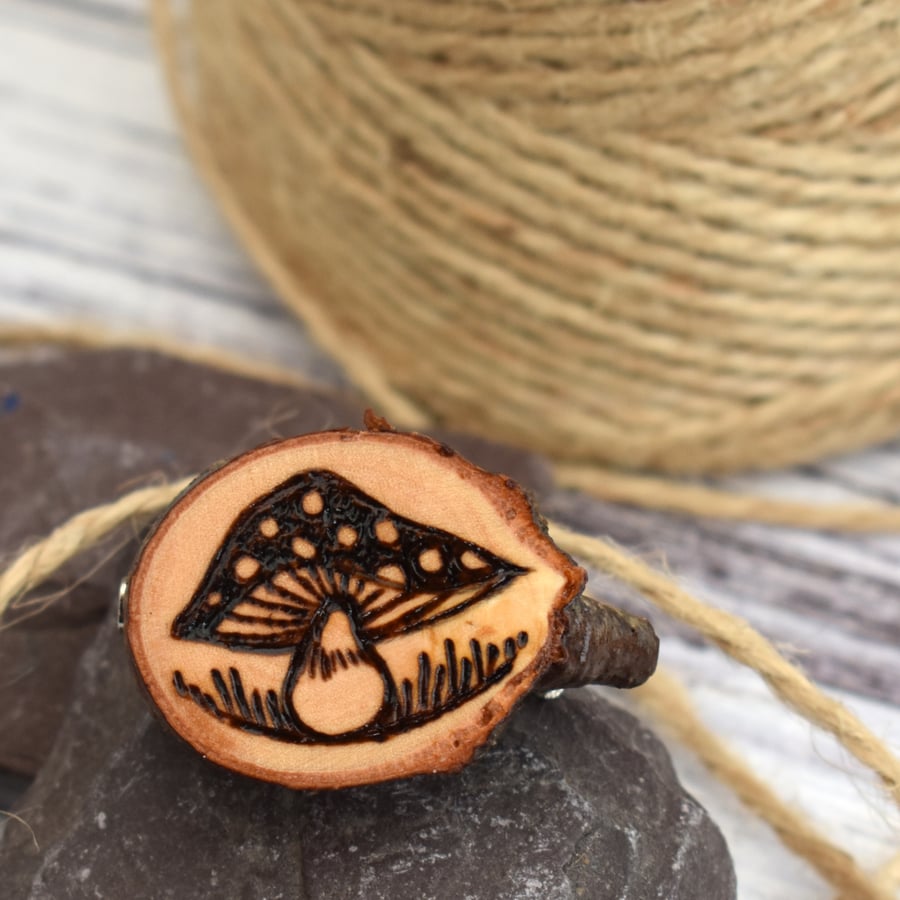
[153, 0, 900, 475]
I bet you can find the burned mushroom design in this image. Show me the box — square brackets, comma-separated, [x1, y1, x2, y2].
[171, 470, 529, 743]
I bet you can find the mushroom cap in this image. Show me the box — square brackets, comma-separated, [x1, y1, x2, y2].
[172, 468, 527, 651]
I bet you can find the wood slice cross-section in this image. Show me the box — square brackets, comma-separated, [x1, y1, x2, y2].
[125, 419, 636, 789]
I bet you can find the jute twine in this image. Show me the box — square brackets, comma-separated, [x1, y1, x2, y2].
[150, 0, 900, 479]
[2, 330, 900, 899]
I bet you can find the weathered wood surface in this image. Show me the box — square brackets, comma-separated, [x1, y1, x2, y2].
[1, 1, 899, 897]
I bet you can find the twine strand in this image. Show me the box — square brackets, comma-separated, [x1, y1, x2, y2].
[549, 522, 900, 810]
[0, 479, 191, 624]
[634, 669, 896, 900]
[878, 851, 900, 894]
[0, 324, 315, 391]
[554, 463, 900, 532]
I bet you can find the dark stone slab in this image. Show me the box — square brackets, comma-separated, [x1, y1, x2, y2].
[0, 347, 734, 899]
[1, 606, 735, 900]
[0, 348, 550, 776]
[0, 348, 349, 773]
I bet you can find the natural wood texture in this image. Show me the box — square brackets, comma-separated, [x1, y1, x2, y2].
[125, 422, 586, 788]
[537, 595, 659, 693]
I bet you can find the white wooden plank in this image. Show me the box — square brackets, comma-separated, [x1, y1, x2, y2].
[0, 0, 342, 379]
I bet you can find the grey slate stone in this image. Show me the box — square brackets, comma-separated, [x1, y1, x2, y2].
[0, 348, 735, 899]
[2, 607, 735, 900]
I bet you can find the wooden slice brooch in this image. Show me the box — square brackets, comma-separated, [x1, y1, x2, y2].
[124, 414, 658, 789]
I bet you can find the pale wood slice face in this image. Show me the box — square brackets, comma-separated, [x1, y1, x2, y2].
[125, 427, 585, 789]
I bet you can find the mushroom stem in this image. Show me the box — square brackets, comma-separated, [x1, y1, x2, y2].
[535, 595, 659, 692]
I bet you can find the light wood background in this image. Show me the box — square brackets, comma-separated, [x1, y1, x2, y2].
[2, 2, 898, 898]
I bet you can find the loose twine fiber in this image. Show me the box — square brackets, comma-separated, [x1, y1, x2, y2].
[150, 0, 900, 485]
